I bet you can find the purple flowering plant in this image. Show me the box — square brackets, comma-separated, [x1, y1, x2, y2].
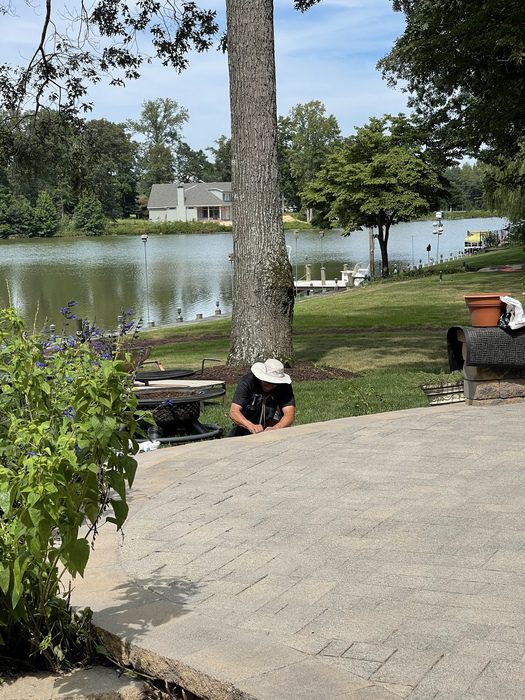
[0, 305, 146, 670]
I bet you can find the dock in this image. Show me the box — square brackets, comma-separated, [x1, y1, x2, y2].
[294, 262, 369, 291]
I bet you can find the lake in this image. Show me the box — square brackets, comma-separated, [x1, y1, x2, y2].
[0, 216, 506, 329]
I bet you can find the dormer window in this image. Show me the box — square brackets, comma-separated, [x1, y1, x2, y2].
[223, 192, 232, 202]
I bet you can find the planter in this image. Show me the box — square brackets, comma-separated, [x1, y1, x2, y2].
[421, 381, 465, 406]
[464, 293, 507, 327]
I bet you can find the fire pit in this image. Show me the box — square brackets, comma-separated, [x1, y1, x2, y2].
[135, 368, 196, 385]
[136, 386, 225, 444]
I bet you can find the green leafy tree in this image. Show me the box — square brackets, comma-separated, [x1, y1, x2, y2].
[72, 193, 106, 236]
[483, 140, 525, 237]
[0, 192, 35, 237]
[129, 99, 188, 194]
[303, 115, 445, 276]
[2, 110, 137, 218]
[33, 191, 60, 237]
[207, 135, 232, 181]
[3, 110, 78, 211]
[75, 119, 137, 219]
[175, 142, 215, 182]
[138, 143, 175, 195]
[278, 100, 341, 213]
[379, 0, 525, 159]
[127, 98, 189, 150]
[442, 163, 487, 212]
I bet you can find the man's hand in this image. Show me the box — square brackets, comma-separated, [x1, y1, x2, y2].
[249, 423, 264, 434]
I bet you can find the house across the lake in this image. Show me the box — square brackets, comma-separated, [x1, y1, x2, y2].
[147, 182, 232, 224]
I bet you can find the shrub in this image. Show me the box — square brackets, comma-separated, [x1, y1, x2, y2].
[0, 193, 35, 237]
[0, 306, 142, 670]
[73, 194, 107, 235]
[106, 219, 232, 235]
[34, 191, 60, 238]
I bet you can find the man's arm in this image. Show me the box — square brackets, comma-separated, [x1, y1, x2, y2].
[265, 405, 296, 431]
[229, 402, 264, 434]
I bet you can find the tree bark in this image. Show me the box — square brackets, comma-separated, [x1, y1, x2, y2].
[226, 0, 294, 366]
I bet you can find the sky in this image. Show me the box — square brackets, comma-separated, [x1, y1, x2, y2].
[1, 0, 409, 151]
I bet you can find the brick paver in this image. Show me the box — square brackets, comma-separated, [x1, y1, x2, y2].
[72, 403, 525, 699]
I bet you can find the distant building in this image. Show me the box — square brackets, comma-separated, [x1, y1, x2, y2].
[147, 182, 232, 223]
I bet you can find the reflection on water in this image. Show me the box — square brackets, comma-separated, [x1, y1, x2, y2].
[0, 217, 505, 329]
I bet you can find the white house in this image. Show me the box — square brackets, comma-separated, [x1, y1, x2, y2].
[147, 182, 232, 223]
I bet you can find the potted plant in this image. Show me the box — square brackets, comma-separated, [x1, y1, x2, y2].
[464, 293, 508, 327]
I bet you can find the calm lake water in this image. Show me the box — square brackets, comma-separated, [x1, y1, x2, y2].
[0, 216, 506, 329]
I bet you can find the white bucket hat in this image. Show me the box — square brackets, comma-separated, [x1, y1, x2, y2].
[251, 358, 291, 384]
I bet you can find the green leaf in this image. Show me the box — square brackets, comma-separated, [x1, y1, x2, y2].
[107, 470, 126, 501]
[109, 499, 128, 530]
[122, 456, 138, 487]
[0, 490, 10, 514]
[65, 538, 90, 578]
[28, 506, 44, 528]
[0, 565, 10, 595]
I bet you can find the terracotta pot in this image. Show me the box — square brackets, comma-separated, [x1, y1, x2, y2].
[464, 293, 507, 327]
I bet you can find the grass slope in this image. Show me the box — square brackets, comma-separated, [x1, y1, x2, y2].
[142, 246, 525, 431]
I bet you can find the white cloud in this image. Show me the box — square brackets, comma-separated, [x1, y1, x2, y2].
[1, 0, 409, 149]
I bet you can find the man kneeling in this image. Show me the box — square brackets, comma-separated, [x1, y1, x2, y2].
[228, 359, 296, 437]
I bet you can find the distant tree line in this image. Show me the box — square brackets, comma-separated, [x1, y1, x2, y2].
[0, 99, 232, 237]
[0, 96, 499, 240]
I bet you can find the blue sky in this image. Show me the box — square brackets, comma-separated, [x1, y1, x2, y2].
[2, 0, 408, 151]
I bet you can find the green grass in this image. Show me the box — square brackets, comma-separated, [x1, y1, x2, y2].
[139, 245, 524, 428]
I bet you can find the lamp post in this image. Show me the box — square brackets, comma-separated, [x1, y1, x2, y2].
[432, 211, 444, 264]
[228, 252, 234, 300]
[141, 233, 152, 326]
[294, 230, 299, 281]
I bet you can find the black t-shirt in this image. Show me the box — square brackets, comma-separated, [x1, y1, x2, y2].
[232, 372, 295, 428]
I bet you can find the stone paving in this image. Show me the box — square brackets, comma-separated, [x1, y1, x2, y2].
[72, 403, 525, 699]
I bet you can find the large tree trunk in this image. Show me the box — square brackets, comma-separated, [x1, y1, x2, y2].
[226, 0, 294, 366]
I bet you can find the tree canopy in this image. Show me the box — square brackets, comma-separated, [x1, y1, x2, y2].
[379, 0, 525, 159]
[303, 115, 445, 275]
[483, 140, 525, 224]
[278, 100, 341, 211]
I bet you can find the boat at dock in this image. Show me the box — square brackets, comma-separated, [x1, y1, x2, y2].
[464, 225, 509, 254]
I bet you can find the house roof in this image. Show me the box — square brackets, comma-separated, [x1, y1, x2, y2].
[148, 182, 232, 209]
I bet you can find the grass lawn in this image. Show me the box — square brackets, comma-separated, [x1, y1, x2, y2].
[141, 246, 525, 432]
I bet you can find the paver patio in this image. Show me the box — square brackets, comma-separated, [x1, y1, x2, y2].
[72, 403, 525, 699]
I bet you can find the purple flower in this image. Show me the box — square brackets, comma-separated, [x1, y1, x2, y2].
[63, 406, 76, 420]
[27, 451, 37, 457]
[65, 376, 73, 384]
[67, 300, 79, 307]
[59, 307, 68, 315]
[36, 361, 46, 369]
